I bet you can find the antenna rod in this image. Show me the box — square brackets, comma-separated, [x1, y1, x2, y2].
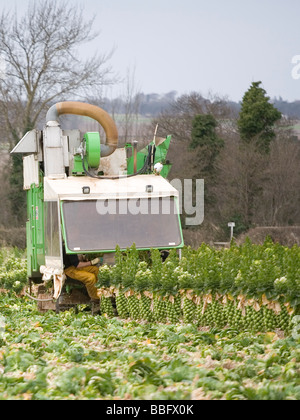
[153, 124, 158, 144]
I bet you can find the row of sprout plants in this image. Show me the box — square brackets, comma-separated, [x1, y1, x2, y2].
[95, 238, 300, 335]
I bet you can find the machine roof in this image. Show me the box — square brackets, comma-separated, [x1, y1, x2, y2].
[44, 174, 179, 201]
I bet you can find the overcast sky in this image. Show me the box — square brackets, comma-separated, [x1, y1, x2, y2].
[2, 0, 300, 102]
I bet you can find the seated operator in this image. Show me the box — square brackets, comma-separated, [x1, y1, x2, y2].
[63, 247, 101, 302]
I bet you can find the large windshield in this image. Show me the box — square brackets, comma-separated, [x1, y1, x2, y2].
[62, 197, 182, 252]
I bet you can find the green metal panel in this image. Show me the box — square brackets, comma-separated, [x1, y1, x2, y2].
[72, 132, 101, 175]
[126, 144, 146, 175]
[72, 155, 85, 176]
[26, 221, 32, 277]
[159, 163, 172, 179]
[126, 135, 172, 178]
[26, 181, 45, 278]
[84, 132, 101, 168]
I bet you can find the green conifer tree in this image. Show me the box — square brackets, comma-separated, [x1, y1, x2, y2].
[237, 81, 281, 153]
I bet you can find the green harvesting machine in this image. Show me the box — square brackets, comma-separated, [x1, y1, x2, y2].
[11, 101, 183, 309]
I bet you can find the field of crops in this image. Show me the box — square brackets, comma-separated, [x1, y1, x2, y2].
[0, 294, 300, 400]
[0, 240, 300, 400]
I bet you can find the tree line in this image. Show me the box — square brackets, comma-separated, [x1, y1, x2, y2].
[100, 93, 300, 120]
[156, 86, 300, 242]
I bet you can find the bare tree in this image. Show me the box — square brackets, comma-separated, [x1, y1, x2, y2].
[215, 119, 300, 232]
[216, 138, 268, 228]
[121, 66, 141, 144]
[0, 0, 115, 145]
[156, 92, 234, 146]
[0, 0, 116, 225]
[107, 66, 148, 146]
[260, 135, 300, 226]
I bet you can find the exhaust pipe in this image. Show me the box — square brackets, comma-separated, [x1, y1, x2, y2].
[46, 101, 118, 157]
